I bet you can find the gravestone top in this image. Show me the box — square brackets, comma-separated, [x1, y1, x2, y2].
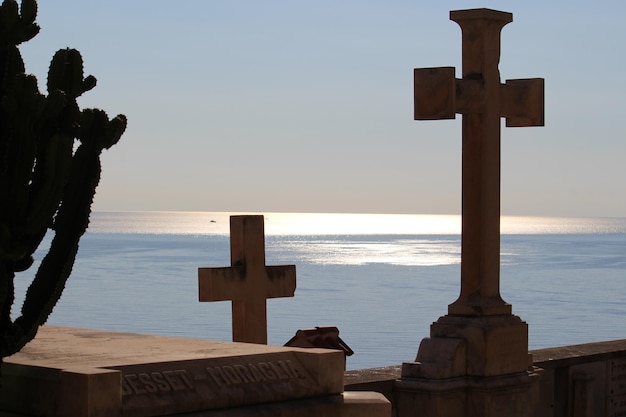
[400, 8, 542, 390]
[1, 326, 344, 417]
[199, 215, 296, 344]
[413, 7, 544, 316]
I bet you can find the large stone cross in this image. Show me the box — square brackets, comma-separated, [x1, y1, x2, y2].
[414, 8, 544, 316]
[198, 215, 296, 344]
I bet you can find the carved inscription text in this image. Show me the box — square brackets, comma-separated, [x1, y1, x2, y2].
[121, 359, 308, 397]
[609, 359, 626, 417]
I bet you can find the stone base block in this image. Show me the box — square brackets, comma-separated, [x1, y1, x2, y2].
[395, 369, 541, 417]
[422, 314, 532, 376]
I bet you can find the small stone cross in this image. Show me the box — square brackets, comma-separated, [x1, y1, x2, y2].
[198, 215, 296, 344]
[414, 8, 544, 316]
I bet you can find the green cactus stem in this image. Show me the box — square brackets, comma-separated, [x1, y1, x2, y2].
[0, 0, 126, 360]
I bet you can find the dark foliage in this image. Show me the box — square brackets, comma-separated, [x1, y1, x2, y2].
[0, 0, 126, 359]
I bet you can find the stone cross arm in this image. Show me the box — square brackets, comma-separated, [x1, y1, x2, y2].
[414, 66, 544, 127]
[198, 265, 296, 303]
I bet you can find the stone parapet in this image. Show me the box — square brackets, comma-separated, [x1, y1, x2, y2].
[344, 339, 626, 417]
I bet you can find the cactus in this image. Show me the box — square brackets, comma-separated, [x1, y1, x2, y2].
[0, 0, 126, 359]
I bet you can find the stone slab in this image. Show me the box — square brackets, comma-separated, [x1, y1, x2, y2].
[0, 326, 345, 417]
[0, 392, 392, 417]
[174, 392, 391, 417]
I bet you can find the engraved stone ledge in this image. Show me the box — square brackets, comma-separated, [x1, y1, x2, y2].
[609, 358, 626, 417]
[0, 326, 345, 417]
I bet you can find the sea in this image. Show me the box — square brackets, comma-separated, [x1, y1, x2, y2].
[12, 211, 626, 371]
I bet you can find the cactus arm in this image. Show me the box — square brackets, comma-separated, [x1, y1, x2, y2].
[47, 48, 96, 101]
[0, 73, 56, 269]
[9, 142, 101, 354]
[0, 0, 39, 46]
[7, 110, 126, 356]
[0, 1, 126, 359]
[24, 133, 72, 234]
[18, 0, 36, 25]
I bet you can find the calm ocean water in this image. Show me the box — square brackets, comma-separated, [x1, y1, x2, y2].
[12, 212, 626, 370]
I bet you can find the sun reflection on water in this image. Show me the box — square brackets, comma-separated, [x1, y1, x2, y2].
[86, 212, 625, 268]
[90, 212, 463, 236]
[275, 237, 462, 266]
[90, 211, 626, 236]
[263, 213, 461, 236]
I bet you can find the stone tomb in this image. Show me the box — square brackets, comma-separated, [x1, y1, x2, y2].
[0, 326, 390, 417]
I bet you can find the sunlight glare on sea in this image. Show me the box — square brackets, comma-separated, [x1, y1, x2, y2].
[90, 212, 463, 236]
[90, 212, 626, 236]
[264, 212, 462, 236]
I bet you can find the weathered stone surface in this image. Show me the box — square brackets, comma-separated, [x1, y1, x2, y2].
[1, 326, 345, 417]
[345, 340, 626, 417]
[408, 5, 538, 378]
[399, 8, 544, 416]
[404, 337, 466, 379]
[428, 314, 531, 376]
[395, 370, 541, 417]
[397, 315, 535, 416]
[413, 8, 544, 317]
[198, 215, 296, 344]
[175, 392, 391, 417]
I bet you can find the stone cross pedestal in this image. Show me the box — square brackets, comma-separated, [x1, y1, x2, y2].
[198, 215, 296, 344]
[396, 9, 544, 417]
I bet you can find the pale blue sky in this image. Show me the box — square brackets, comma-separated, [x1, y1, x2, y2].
[20, 1, 626, 217]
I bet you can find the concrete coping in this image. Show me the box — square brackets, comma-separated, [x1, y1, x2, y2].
[531, 339, 626, 368]
[344, 339, 626, 387]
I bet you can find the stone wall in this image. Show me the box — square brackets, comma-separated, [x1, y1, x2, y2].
[344, 339, 626, 417]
